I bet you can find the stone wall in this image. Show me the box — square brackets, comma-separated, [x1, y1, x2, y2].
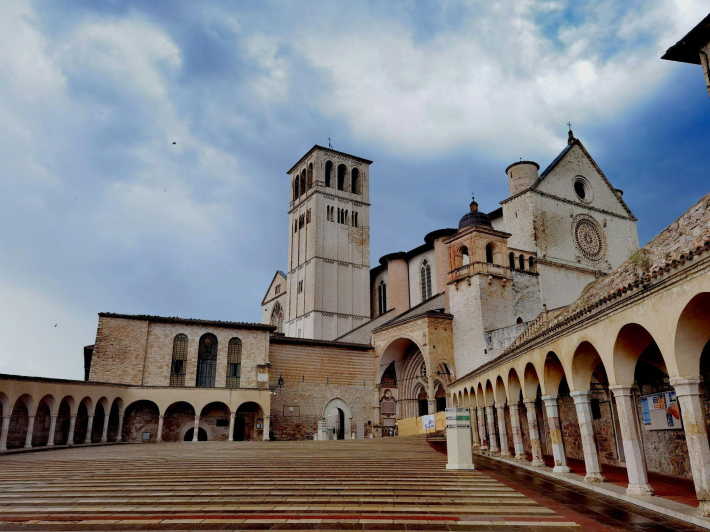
[268, 339, 375, 441]
[90, 317, 149, 385]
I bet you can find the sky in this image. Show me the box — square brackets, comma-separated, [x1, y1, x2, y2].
[1, 0, 709, 380]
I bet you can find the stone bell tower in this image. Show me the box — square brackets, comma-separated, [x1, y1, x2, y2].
[284, 145, 372, 341]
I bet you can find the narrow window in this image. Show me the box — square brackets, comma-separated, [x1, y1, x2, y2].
[271, 302, 284, 333]
[485, 244, 494, 264]
[351, 168, 360, 194]
[226, 338, 242, 389]
[196, 333, 218, 388]
[509, 252, 515, 269]
[516, 317, 524, 324]
[298, 280, 304, 293]
[353, 212, 358, 227]
[300, 169, 306, 196]
[344, 210, 348, 224]
[519, 254, 525, 270]
[325, 161, 333, 187]
[170, 334, 188, 387]
[377, 280, 387, 315]
[529, 256, 535, 270]
[306, 209, 311, 224]
[294, 220, 298, 233]
[337, 208, 341, 223]
[420, 260, 432, 301]
[275, 285, 281, 295]
[294, 176, 300, 200]
[307, 163, 313, 190]
[337, 164, 347, 191]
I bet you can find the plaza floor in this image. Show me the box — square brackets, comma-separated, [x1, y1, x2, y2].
[0, 436, 704, 531]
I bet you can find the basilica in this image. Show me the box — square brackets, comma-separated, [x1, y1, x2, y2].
[2, 15, 710, 521]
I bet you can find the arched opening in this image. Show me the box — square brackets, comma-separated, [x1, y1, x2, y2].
[122, 400, 159, 443]
[300, 169, 306, 196]
[7, 395, 33, 449]
[196, 333, 218, 388]
[74, 398, 92, 444]
[56, 396, 74, 446]
[325, 161, 333, 187]
[270, 303, 284, 334]
[163, 401, 196, 442]
[485, 244, 495, 264]
[91, 400, 107, 444]
[184, 427, 207, 441]
[674, 292, 710, 377]
[509, 252, 515, 269]
[528, 256, 535, 271]
[379, 337, 429, 421]
[337, 164, 347, 191]
[435, 383, 447, 412]
[201, 402, 231, 441]
[516, 317, 523, 324]
[351, 168, 360, 195]
[293, 176, 300, 200]
[31, 395, 54, 447]
[235, 402, 264, 441]
[327, 408, 345, 440]
[307, 163, 313, 190]
[518, 254, 525, 270]
[377, 280, 387, 316]
[420, 260, 432, 302]
[107, 398, 122, 442]
[227, 338, 242, 389]
[417, 387, 428, 416]
[170, 334, 188, 387]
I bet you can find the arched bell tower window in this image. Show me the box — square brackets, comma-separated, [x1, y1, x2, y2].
[528, 256, 535, 270]
[307, 163, 313, 190]
[293, 176, 300, 200]
[509, 252, 515, 269]
[377, 279, 387, 316]
[196, 333, 218, 388]
[351, 168, 360, 195]
[325, 161, 333, 187]
[170, 334, 188, 387]
[271, 302, 284, 333]
[337, 164, 347, 191]
[518, 254, 525, 270]
[226, 338, 242, 389]
[420, 259, 432, 301]
[485, 244, 495, 264]
[300, 169, 306, 196]
[456, 246, 469, 268]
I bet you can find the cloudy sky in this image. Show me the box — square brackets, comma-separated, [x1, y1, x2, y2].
[1, 0, 709, 379]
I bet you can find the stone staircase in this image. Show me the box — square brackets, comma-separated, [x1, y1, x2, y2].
[0, 435, 577, 530]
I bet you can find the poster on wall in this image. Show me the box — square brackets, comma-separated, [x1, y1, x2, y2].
[422, 414, 435, 430]
[640, 391, 681, 430]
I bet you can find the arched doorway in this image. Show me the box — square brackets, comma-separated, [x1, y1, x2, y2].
[378, 337, 428, 421]
[417, 387, 428, 416]
[184, 427, 207, 441]
[234, 402, 264, 441]
[327, 408, 345, 440]
[234, 416, 246, 441]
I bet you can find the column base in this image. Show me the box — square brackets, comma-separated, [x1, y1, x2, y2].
[553, 465, 571, 473]
[47, 443, 54, 447]
[24, 445, 32, 449]
[228, 438, 233, 442]
[101, 438, 107, 443]
[500, 451, 512, 458]
[116, 437, 122, 443]
[489, 450, 500, 457]
[698, 501, 710, 518]
[531, 459, 546, 467]
[67, 441, 74, 446]
[446, 464, 476, 470]
[155, 439, 161, 443]
[84, 440, 91, 445]
[514, 454, 525, 461]
[626, 483, 655, 496]
[585, 472, 606, 483]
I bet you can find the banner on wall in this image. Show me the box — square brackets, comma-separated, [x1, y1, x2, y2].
[422, 414, 435, 430]
[640, 391, 681, 430]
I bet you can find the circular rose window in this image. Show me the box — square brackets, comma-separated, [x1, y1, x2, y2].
[572, 215, 606, 261]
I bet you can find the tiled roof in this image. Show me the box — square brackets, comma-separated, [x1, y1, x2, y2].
[98, 313, 276, 331]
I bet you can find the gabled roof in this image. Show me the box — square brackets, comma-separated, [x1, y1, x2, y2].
[503, 132, 635, 220]
[261, 270, 287, 306]
[662, 14, 710, 64]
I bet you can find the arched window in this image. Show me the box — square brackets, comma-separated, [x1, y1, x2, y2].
[300, 169, 306, 196]
[271, 302, 284, 333]
[353, 212, 358, 227]
[420, 260, 432, 301]
[528, 256, 535, 270]
[462, 247, 470, 266]
[170, 334, 188, 387]
[509, 252, 515, 269]
[337, 164, 347, 191]
[516, 317, 524, 324]
[485, 244, 494, 264]
[518, 254, 525, 270]
[344, 210, 348, 224]
[196, 333, 218, 388]
[293, 176, 300, 200]
[226, 338, 242, 389]
[377, 280, 387, 316]
[325, 161, 333, 187]
[307, 163, 313, 190]
[351, 168, 360, 195]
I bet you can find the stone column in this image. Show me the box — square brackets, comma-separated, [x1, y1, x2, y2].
[228, 412, 236, 442]
[570, 391, 604, 483]
[116, 414, 124, 442]
[670, 377, 710, 516]
[477, 407, 488, 452]
[469, 407, 480, 449]
[524, 399, 545, 467]
[485, 405, 499, 455]
[47, 415, 57, 447]
[101, 413, 110, 444]
[609, 385, 654, 496]
[156, 415, 164, 443]
[541, 395, 570, 473]
[427, 376, 436, 415]
[508, 402, 525, 460]
[192, 415, 200, 442]
[496, 403, 511, 457]
[84, 414, 94, 445]
[24, 415, 35, 449]
[0, 416, 10, 451]
[67, 415, 76, 445]
[263, 416, 271, 441]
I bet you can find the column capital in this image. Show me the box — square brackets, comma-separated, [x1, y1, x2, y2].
[495, 403, 506, 410]
[263, 415, 271, 420]
[27, 414, 36, 419]
[609, 384, 634, 396]
[570, 390, 592, 403]
[522, 398, 536, 406]
[669, 376, 703, 396]
[50, 414, 58, 418]
[158, 414, 164, 419]
[230, 411, 236, 418]
[541, 394, 558, 404]
[118, 413, 124, 419]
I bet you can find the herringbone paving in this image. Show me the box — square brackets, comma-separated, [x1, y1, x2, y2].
[0, 436, 581, 531]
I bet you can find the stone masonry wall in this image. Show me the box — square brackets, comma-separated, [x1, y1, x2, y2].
[90, 317, 149, 385]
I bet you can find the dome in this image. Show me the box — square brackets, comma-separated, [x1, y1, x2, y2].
[458, 196, 491, 229]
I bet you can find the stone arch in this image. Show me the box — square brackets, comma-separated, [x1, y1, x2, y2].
[122, 399, 160, 443]
[484, 380, 495, 406]
[476, 382, 486, 407]
[570, 341, 604, 392]
[163, 401, 196, 442]
[463, 388, 469, 407]
[7, 394, 34, 449]
[674, 292, 710, 376]
[323, 398, 351, 440]
[32, 394, 55, 447]
[543, 351, 566, 395]
[452, 393, 458, 407]
[612, 323, 668, 386]
[495, 375, 507, 405]
[508, 368, 522, 403]
[200, 401, 231, 442]
[378, 336, 428, 382]
[523, 362, 541, 400]
[235, 401, 265, 441]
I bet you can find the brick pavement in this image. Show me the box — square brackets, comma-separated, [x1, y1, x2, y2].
[0, 436, 581, 531]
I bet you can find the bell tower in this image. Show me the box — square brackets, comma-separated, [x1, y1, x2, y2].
[284, 145, 372, 341]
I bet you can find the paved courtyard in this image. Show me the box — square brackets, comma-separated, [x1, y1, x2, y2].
[0, 436, 704, 531]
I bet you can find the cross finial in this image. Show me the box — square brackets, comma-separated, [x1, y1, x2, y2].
[328, 137, 332, 149]
[567, 122, 572, 131]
